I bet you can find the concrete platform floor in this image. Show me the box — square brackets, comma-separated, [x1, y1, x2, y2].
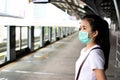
[0, 33, 83, 80]
[0, 31, 120, 80]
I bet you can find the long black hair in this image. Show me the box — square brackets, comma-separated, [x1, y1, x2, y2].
[82, 15, 110, 70]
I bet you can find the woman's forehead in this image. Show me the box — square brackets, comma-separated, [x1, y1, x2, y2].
[80, 19, 90, 26]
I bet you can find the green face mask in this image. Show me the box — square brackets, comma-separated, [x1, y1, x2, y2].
[78, 31, 91, 44]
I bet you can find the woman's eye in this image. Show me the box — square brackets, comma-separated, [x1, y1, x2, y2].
[80, 26, 87, 31]
[83, 27, 86, 30]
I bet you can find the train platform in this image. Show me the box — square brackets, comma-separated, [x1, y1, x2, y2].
[0, 31, 119, 80]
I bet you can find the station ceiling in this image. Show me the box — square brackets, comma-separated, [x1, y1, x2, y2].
[49, 0, 116, 20]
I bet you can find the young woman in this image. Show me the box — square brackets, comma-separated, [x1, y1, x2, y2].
[75, 15, 110, 80]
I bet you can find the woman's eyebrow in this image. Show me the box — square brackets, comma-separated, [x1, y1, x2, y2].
[82, 25, 87, 28]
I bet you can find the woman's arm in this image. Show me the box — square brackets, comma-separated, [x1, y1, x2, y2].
[94, 69, 107, 80]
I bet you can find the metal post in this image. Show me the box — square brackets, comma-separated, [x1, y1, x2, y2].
[28, 26, 34, 51]
[6, 26, 16, 61]
[61, 27, 63, 38]
[58, 27, 61, 38]
[54, 27, 57, 41]
[19, 27, 22, 50]
[48, 27, 52, 42]
[113, 0, 120, 67]
[40, 27, 44, 47]
[65, 27, 67, 36]
[113, 0, 120, 29]
[63, 27, 66, 37]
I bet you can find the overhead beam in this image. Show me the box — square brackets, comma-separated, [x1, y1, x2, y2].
[113, 0, 120, 28]
[32, 0, 51, 3]
[65, 0, 80, 19]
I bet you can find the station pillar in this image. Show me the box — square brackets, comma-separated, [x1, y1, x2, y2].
[28, 26, 34, 51]
[40, 27, 44, 47]
[48, 27, 52, 42]
[6, 26, 16, 61]
[113, 0, 120, 67]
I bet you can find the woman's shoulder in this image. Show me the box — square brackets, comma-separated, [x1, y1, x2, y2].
[89, 47, 104, 60]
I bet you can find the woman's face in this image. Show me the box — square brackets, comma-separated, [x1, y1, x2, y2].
[80, 19, 98, 40]
[80, 19, 92, 33]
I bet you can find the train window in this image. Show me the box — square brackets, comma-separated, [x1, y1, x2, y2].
[15, 27, 28, 51]
[62, 27, 66, 37]
[16, 27, 21, 50]
[0, 26, 7, 64]
[61, 27, 64, 37]
[55, 27, 59, 39]
[34, 27, 41, 50]
[44, 27, 49, 42]
[21, 27, 28, 49]
[52, 27, 55, 41]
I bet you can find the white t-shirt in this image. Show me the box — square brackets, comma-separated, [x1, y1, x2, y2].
[75, 45, 105, 80]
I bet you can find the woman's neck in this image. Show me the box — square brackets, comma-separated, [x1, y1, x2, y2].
[84, 42, 97, 52]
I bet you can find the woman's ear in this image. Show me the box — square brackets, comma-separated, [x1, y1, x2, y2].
[93, 30, 98, 38]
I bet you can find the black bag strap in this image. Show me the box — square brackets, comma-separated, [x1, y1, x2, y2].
[76, 47, 101, 80]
